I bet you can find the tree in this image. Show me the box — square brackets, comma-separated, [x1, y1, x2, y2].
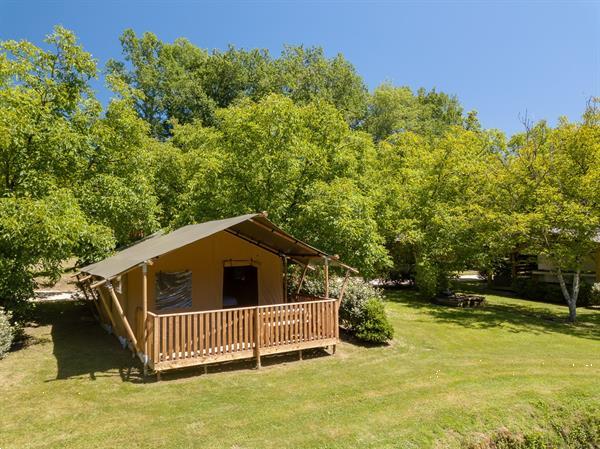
[374, 127, 506, 296]
[0, 190, 113, 319]
[364, 83, 479, 142]
[108, 31, 368, 137]
[0, 26, 98, 197]
[169, 94, 387, 275]
[275, 45, 368, 125]
[0, 27, 160, 318]
[499, 101, 600, 321]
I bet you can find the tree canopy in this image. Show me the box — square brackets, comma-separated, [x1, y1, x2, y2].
[1, 26, 598, 322]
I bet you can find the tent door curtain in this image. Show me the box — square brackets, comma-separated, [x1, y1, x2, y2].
[223, 265, 258, 309]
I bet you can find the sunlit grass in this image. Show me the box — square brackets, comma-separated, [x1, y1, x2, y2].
[0, 289, 598, 448]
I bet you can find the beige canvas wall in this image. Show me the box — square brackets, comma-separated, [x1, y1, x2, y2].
[115, 230, 284, 319]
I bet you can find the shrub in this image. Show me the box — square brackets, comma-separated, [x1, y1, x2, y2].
[465, 410, 600, 449]
[354, 298, 394, 343]
[415, 259, 441, 299]
[300, 273, 393, 343]
[0, 307, 15, 359]
[584, 282, 600, 307]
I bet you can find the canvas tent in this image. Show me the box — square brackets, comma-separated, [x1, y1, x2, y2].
[76, 213, 355, 377]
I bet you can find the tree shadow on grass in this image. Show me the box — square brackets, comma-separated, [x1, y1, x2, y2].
[35, 300, 145, 383]
[38, 300, 337, 383]
[385, 287, 600, 341]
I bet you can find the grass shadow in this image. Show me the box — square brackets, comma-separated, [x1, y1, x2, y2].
[384, 286, 600, 341]
[34, 300, 145, 383]
[37, 300, 337, 383]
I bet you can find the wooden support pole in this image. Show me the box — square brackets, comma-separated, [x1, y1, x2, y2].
[283, 256, 288, 303]
[78, 274, 92, 283]
[80, 280, 101, 320]
[90, 278, 107, 289]
[78, 279, 91, 301]
[142, 262, 149, 370]
[324, 257, 329, 300]
[95, 285, 118, 333]
[296, 263, 309, 295]
[88, 282, 106, 324]
[106, 282, 140, 353]
[338, 269, 351, 304]
[299, 349, 303, 360]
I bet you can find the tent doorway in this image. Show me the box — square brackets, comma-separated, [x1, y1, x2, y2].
[222, 265, 258, 308]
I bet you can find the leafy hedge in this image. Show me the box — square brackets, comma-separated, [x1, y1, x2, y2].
[300, 274, 394, 344]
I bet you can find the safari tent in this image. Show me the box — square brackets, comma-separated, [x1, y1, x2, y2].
[76, 213, 356, 377]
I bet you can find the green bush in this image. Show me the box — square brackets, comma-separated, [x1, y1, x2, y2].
[583, 282, 600, 307]
[300, 273, 393, 344]
[354, 298, 394, 343]
[0, 307, 15, 359]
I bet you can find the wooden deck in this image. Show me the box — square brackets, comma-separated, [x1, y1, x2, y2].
[145, 297, 339, 372]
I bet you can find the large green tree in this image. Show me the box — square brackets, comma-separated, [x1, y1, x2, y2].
[374, 127, 506, 296]
[0, 27, 160, 318]
[364, 83, 480, 142]
[107, 30, 368, 137]
[498, 101, 600, 322]
[167, 94, 388, 275]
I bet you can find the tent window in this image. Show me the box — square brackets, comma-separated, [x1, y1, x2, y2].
[155, 271, 192, 311]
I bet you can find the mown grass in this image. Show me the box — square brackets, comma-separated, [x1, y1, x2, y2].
[0, 287, 598, 448]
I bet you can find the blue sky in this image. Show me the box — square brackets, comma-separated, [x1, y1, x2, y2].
[2, 0, 599, 135]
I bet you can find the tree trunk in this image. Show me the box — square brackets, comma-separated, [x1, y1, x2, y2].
[556, 268, 579, 323]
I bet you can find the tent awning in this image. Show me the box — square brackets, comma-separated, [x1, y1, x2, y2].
[81, 213, 356, 280]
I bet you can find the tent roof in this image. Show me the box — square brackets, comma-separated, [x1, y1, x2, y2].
[81, 213, 355, 280]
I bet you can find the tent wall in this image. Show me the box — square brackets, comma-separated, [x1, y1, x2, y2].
[115, 230, 284, 320]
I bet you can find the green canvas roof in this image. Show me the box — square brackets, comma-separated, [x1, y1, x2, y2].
[81, 213, 355, 280]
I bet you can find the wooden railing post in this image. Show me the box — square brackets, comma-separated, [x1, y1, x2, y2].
[153, 314, 160, 365]
[254, 306, 261, 368]
[283, 256, 288, 303]
[324, 257, 329, 300]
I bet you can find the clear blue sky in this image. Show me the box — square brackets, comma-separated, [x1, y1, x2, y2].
[2, 0, 599, 135]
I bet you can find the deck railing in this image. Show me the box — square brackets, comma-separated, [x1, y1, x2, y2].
[146, 298, 338, 371]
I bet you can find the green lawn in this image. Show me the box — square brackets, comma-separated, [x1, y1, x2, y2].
[1, 288, 598, 448]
